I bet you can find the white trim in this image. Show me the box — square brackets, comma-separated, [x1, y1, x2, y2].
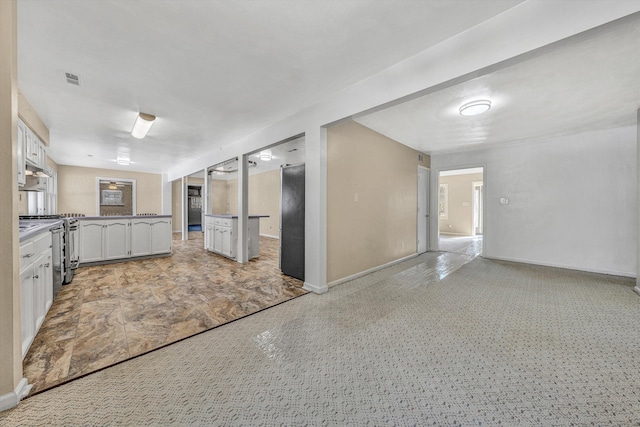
[439, 232, 470, 237]
[260, 233, 279, 239]
[0, 378, 31, 412]
[485, 255, 636, 279]
[95, 177, 137, 216]
[303, 281, 328, 294]
[634, 286, 640, 296]
[327, 253, 419, 288]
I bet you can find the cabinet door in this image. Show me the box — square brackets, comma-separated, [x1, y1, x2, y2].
[25, 129, 36, 167]
[214, 226, 224, 253]
[43, 250, 53, 312]
[104, 220, 130, 260]
[17, 120, 26, 186]
[151, 219, 172, 254]
[20, 267, 35, 359]
[79, 221, 105, 263]
[205, 225, 213, 250]
[32, 254, 47, 331]
[130, 219, 152, 257]
[221, 227, 232, 257]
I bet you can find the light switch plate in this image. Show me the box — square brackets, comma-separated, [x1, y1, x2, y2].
[500, 197, 509, 205]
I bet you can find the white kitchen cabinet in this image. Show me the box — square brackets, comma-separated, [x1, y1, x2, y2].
[17, 119, 26, 186]
[131, 218, 152, 256]
[205, 223, 215, 251]
[204, 215, 263, 260]
[131, 217, 172, 256]
[79, 216, 172, 265]
[79, 220, 106, 263]
[104, 219, 130, 260]
[20, 230, 53, 359]
[150, 218, 172, 254]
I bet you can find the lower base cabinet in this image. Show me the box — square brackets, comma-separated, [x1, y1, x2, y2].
[79, 216, 172, 265]
[204, 216, 261, 260]
[20, 231, 53, 359]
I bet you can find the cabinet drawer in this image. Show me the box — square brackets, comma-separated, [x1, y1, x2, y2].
[214, 218, 232, 227]
[20, 241, 35, 267]
[33, 232, 52, 254]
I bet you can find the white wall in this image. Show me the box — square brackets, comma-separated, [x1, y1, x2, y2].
[431, 126, 637, 277]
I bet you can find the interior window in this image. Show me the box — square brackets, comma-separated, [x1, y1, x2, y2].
[98, 179, 135, 216]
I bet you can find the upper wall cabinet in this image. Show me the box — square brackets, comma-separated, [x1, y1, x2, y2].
[18, 118, 48, 189]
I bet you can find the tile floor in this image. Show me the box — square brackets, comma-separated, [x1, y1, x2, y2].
[3, 249, 638, 425]
[22, 232, 306, 394]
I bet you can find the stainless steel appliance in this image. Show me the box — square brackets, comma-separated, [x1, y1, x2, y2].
[19, 214, 79, 285]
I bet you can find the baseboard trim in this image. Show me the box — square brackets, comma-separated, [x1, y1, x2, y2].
[328, 253, 419, 288]
[259, 233, 279, 239]
[485, 255, 636, 279]
[634, 286, 640, 296]
[303, 281, 328, 294]
[0, 378, 31, 412]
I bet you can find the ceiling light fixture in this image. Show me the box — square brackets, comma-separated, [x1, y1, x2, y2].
[131, 112, 156, 139]
[459, 100, 491, 116]
[117, 156, 130, 166]
[259, 150, 272, 161]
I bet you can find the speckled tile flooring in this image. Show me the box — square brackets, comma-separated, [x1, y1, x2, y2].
[3, 249, 639, 426]
[22, 233, 306, 395]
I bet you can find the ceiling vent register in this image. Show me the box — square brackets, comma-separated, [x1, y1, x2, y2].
[65, 72, 81, 86]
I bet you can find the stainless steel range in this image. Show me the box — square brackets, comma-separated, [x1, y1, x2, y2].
[19, 215, 79, 285]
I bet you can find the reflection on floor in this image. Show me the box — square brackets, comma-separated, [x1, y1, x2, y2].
[439, 234, 482, 258]
[22, 233, 306, 395]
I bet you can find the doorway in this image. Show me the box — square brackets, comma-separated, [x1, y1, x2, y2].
[437, 167, 484, 257]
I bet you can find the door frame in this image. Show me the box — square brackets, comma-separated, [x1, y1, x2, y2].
[417, 165, 430, 254]
[434, 164, 486, 254]
[472, 180, 484, 236]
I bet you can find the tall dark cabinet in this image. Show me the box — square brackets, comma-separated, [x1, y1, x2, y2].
[280, 163, 305, 281]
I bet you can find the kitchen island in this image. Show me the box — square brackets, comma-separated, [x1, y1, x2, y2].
[204, 214, 269, 260]
[77, 215, 172, 265]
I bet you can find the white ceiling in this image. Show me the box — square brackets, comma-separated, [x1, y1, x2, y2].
[17, 0, 524, 174]
[354, 14, 640, 154]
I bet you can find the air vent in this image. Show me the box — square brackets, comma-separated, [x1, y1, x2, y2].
[64, 72, 81, 86]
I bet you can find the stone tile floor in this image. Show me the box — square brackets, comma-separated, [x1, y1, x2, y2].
[22, 232, 306, 394]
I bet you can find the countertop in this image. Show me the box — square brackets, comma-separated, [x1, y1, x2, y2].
[19, 219, 64, 242]
[78, 215, 172, 220]
[205, 214, 270, 219]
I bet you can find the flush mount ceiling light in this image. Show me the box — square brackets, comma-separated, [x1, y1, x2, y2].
[131, 112, 156, 139]
[116, 156, 130, 166]
[459, 100, 491, 116]
[259, 150, 272, 161]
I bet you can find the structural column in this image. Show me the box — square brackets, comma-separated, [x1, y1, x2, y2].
[303, 125, 328, 294]
[236, 154, 249, 263]
[0, 0, 30, 412]
[636, 108, 640, 295]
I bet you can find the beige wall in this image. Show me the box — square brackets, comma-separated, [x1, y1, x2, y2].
[217, 169, 281, 237]
[0, 0, 21, 398]
[439, 173, 483, 235]
[57, 165, 162, 216]
[211, 178, 228, 214]
[327, 121, 429, 283]
[18, 90, 49, 146]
